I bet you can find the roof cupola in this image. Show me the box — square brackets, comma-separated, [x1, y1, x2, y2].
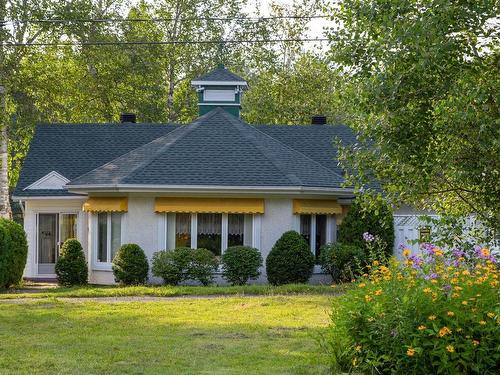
[191, 64, 247, 118]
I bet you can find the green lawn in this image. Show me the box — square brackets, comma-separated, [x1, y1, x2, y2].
[0, 295, 333, 374]
[0, 283, 345, 299]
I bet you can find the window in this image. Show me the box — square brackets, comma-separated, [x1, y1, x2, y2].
[300, 214, 331, 260]
[175, 213, 191, 247]
[197, 213, 222, 255]
[96, 212, 122, 264]
[228, 214, 244, 247]
[204, 89, 235, 102]
[60, 213, 77, 245]
[163, 213, 254, 254]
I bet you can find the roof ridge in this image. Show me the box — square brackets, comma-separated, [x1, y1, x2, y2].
[68, 112, 219, 185]
[223, 113, 346, 183]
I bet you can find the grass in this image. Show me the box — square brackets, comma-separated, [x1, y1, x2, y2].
[0, 283, 346, 299]
[0, 295, 333, 374]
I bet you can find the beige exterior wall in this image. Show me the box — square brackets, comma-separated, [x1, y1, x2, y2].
[22, 194, 342, 284]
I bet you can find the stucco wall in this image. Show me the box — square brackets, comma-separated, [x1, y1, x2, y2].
[23, 195, 336, 284]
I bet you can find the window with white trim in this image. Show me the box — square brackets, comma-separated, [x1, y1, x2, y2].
[299, 214, 334, 260]
[163, 213, 254, 255]
[96, 212, 122, 263]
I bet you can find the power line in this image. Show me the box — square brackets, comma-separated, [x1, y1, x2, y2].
[4, 15, 331, 24]
[3, 37, 330, 47]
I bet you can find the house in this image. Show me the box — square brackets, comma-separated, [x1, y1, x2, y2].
[13, 65, 422, 284]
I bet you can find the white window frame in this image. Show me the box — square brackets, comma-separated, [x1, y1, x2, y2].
[92, 212, 123, 270]
[159, 213, 260, 254]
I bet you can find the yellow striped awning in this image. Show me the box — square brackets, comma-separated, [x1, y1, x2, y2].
[83, 197, 128, 212]
[292, 199, 342, 215]
[154, 197, 264, 214]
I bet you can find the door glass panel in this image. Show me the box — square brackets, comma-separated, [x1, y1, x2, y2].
[97, 213, 108, 262]
[228, 214, 244, 247]
[60, 214, 77, 247]
[315, 215, 327, 260]
[197, 213, 222, 255]
[175, 213, 191, 248]
[38, 214, 58, 274]
[110, 213, 122, 261]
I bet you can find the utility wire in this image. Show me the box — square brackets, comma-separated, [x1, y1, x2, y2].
[3, 37, 330, 47]
[4, 15, 331, 24]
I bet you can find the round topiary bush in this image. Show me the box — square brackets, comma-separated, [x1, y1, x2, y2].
[319, 242, 365, 283]
[112, 243, 149, 285]
[190, 248, 218, 286]
[0, 218, 28, 289]
[338, 199, 394, 257]
[265, 230, 314, 285]
[151, 247, 193, 285]
[221, 246, 263, 285]
[55, 238, 88, 286]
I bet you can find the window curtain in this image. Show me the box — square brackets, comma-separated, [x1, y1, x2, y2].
[176, 213, 191, 235]
[228, 214, 244, 236]
[197, 214, 222, 235]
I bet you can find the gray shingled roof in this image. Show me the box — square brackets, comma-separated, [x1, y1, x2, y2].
[68, 108, 346, 189]
[15, 109, 358, 197]
[14, 123, 179, 197]
[193, 64, 247, 83]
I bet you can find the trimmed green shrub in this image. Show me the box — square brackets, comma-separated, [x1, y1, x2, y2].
[112, 243, 149, 285]
[151, 247, 192, 285]
[55, 238, 88, 286]
[265, 231, 314, 285]
[0, 218, 28, 288]
[319, 242, 365, 283]
[338, 199, 394, 256]
[190, 248, 218, 286]
[221, 246, 263, 285]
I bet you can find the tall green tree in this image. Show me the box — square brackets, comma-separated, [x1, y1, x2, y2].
[327, 0, 500, 233]
[242, 53, 343, 124]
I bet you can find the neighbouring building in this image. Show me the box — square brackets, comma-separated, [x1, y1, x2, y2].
[13, 64, 428, 284]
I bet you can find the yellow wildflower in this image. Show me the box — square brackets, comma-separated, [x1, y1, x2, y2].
[358, 283, 366, 288]
[438, 327, 452, 337]
[487, 312, 494, 318]
[355, 345, 362, 352]
[451, 293, 460, 298]
[472, 340, 480, 346]
[446, 345, 455, 353]
[428, 315, 436, 321]
[447, 311, 455, 317]
[462, 300, 468, 305]
[373, 260, 379, 266]
[417, 325, 426, 331]
[374, 289, 383, 296]
[365, 295, 372, 302]
[481, 248, 490, 257]
[402, 248, 411, 257]
[462, 270, 470, 276]
[479, 320, 486, 326]
[434, 249, 443, 256]
[423, 288, 432, 294]
[431, 279, 438, 284]
[407, 347, 416, 357]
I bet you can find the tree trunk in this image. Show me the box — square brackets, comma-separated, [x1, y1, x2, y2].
[0, 88, 11, 219]
[0, 8, 11, 219]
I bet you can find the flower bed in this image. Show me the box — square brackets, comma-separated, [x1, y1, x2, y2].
[327, 244, 499, 374]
